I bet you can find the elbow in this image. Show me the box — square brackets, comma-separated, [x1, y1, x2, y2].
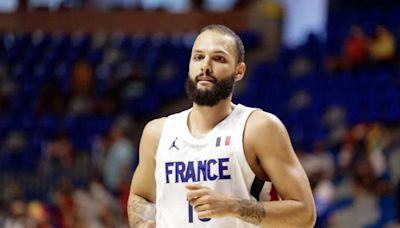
[306, 211, 317, 228]
[258, 200, 316, 228]
[303, 201, 317, 228]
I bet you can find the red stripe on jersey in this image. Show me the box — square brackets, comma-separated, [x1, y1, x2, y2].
[270, 185, 279, 201]
[225, 136, 231, 146]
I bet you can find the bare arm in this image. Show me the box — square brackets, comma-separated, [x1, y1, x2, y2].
[187, 111, 316, 227]
[127, 118, 165, 228]
[127, 195, 156, 228]
[238, 111, 316, 227]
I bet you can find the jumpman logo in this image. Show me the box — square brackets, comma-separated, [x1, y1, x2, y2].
[169, 137, 179, 150]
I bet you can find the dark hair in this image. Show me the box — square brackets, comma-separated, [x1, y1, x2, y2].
[199, 24, 245, 64]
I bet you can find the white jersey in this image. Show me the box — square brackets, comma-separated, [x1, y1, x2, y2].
[155, 104, 273, 228]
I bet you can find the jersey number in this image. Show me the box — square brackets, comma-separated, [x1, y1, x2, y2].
[188, 202, 211, 223]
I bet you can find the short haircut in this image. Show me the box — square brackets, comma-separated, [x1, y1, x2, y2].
[199, 24, 245, 64]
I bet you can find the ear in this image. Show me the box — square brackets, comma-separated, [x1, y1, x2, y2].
[234, 62, 246, 82]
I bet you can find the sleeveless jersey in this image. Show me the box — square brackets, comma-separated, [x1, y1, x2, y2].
[155, 104, 272, 228]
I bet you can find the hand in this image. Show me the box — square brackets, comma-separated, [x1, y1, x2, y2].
[138, 220, 156, 228]
[186, 184, 236, 219]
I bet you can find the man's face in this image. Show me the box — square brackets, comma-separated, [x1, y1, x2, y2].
[185, 30, 238, 106]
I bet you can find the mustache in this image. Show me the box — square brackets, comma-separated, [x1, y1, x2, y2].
[195, 72, 217, 83]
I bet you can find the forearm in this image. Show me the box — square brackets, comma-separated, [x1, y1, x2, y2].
[127, 194, 156, 228]
[232, 199, 315, 228]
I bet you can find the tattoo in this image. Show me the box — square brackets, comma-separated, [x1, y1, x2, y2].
[238, 199, 266, 225]
[127, 194, 156, 227]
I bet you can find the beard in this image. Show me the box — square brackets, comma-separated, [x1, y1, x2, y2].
[185, 73, 235, 106]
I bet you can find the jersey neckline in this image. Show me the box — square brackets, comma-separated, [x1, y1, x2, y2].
[181, 103, 243, 146]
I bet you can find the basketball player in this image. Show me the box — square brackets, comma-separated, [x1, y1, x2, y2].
[127, 24, 316, 228]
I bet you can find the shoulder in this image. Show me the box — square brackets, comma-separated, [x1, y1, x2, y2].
[145, 117, 167, 132]
[142, 117, 167, 141]
[246, 109, 286, 135]
[245, 110, 291, 157]
[141, 108, 189, 144]
[138, 117, 167, 158]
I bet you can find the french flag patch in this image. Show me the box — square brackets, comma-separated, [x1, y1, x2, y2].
[216, 136, 231, 147]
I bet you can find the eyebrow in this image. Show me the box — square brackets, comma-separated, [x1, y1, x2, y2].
[192, 50, 229, 56]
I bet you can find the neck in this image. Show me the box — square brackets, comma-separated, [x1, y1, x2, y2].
[188, 98, 234, 138]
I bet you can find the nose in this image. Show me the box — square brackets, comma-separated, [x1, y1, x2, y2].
[201, 57, 212, 75]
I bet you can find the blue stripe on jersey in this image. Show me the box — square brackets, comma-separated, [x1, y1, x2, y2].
[216, 137, 221, 147]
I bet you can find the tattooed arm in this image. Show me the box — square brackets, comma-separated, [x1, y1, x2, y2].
[243, 111, 316, 227]
[236, 199, 266, 225]
[186, 184, 267, 226]
[187, 111, 316, 227]
[127, 195, 156, 228]
[128, 118, 165, 228]
[186, 184, 265, 224]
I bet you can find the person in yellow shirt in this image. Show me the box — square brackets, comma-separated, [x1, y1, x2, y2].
[368, 25, 396, 64]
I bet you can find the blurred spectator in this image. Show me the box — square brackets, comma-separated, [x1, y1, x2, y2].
[297, 141, 335, 223]
[27, 201, 52, 228]
[366, 124, 387, 178]
[338, 142, 357, 175]
[313, 177, 335, 225]
[52, 177, 77, 228]
[324, 24, 398, 71]
[70, 186, 96, 227]
[349, 123, 368, 158]
[300, 140, 334, 189]
[73, 178, 123, 227]
[71, 61, 94, 95]
[325, 123, 399, 227]
[3, 199, 35, 228]
[88, 180, 123, 227]
[353, 158, 378, 192]
[69, 61, 95, 115]
[325, 25, 368, 72]
[328, 170, 380, 228]
[342, 25, 368, 70]
[368, 25, 396, 66]
[118, 65, 146, 100]
[40, 132, 74, 180]
[100, 116, 137, 195]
